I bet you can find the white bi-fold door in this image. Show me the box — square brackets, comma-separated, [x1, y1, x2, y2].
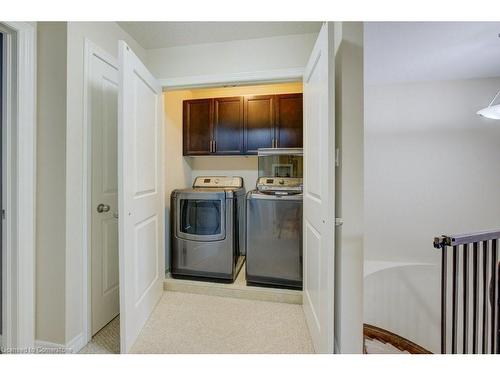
[302, 22, 336, 354]
[118, 41, 165, 353]
[89, 47, 120, 336]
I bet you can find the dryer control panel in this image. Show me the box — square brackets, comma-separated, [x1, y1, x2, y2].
[193, 176, 244, 189]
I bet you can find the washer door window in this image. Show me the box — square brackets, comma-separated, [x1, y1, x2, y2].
[176, 193, 226, 242]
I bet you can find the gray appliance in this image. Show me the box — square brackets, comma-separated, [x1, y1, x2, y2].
[171, 176, 245, 282]
[246, 176, 303, 289]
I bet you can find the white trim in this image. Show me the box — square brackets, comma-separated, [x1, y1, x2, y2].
[66, 333, 85, 353]
[82, 38, 118, 348]
[34, 339, 72, 354]
[34, 334, 84, 354]
[0, 22, 36, 350]
[160, 68, 304, 90]
[35, 339, 66, 349]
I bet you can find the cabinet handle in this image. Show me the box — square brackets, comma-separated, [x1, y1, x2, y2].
[213, 140, 216, 153]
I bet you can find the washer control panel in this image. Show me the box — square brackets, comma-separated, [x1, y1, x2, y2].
[193, 176, 243, 189]
[256, 177, 303, 194]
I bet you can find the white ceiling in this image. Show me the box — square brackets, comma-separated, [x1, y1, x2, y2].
[365, 22, 500, 85]
[118, 21, 322, 49]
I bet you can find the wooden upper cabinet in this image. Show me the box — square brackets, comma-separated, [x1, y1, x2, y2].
[183, 93, 303, 156]
[213, 97, 244, 155]
[244, 95, 274, 154]
[183, 99, 212, 155]
[275, 93, 303, 148]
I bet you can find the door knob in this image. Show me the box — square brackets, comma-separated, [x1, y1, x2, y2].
[97, 203, 110, 213]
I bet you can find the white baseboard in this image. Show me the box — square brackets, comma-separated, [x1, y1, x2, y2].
[334, 337, 340, 354]
[34, 334, 87, 354]
[35, 333, 86, 354]
[35, 339, 68, 354]
[66, 333, 86, 354]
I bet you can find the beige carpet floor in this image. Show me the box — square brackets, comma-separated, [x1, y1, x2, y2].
[79, 315, 120, 354]
[131, 291, 314, 354]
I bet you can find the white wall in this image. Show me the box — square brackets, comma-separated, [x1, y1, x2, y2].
[364, 76, 500, 352]
[147, 33, 317, 81]
[333, 22, 364, 354]
[364, 264, 441, 352]
[36, 22, 67, 344]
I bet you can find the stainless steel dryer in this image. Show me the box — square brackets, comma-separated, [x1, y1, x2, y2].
[246, 177, 303, 289]
[171, 176, 245, 282]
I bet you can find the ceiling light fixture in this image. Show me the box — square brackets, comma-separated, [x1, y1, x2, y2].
[477, 90, 500, 120]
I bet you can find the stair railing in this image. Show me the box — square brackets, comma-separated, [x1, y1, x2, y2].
[434, 230, 500, 354]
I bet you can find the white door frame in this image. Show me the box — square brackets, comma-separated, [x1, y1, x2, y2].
[161, 62, 338, 352]
[159, 68, 304, 91]
[0, 21, 36, 350]
[82, 38, 119, 346]
[162, 71, 336, 351]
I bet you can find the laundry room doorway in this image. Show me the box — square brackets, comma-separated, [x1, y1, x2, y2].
[81, 21, 360, 354]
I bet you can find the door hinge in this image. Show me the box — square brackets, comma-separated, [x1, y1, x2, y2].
[335, 217, 344, 227]
[335, 148, 341, 167]
[1, 209, 5, 220]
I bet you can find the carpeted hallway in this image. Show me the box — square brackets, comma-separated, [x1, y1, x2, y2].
[79, 291, 314, 354]
[79, 315, 120, 354]
[131, 291, 314, 354]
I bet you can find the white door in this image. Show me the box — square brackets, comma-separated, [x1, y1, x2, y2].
[302, 22, 336, 354]
[118, 41, 164, 353]
[90, 49, 120, 335]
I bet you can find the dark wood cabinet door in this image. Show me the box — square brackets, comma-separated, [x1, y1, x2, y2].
[183, 99, 213, 155]
[275, 93, 303, 148]
[213, 97, 244, 155]
[244, 95, 274, 154]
